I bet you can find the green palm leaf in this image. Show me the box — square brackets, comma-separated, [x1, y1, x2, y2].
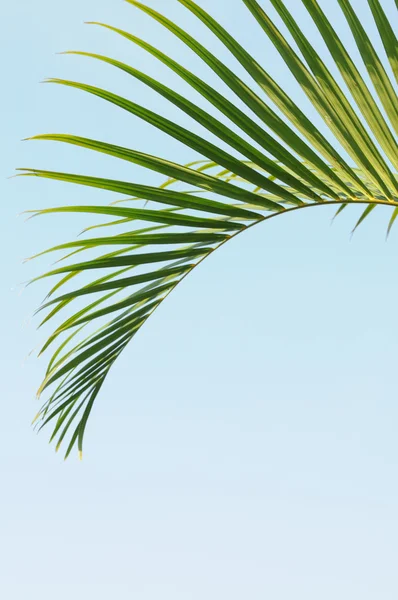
[21, 0, 398, 459]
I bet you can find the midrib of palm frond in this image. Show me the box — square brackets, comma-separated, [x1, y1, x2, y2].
[20, 0, 398, 458]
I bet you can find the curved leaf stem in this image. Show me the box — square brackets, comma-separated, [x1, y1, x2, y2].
[134, 196, 398, 334]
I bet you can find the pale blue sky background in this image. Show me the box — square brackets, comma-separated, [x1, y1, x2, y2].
[2, 0, 398, 598]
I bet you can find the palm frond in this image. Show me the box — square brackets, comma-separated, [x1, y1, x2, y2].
[21, 0, 398, 458]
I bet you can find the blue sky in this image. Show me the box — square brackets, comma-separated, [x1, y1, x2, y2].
[2, 0, 398, 598]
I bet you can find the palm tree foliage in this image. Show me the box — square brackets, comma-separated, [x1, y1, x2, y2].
[20, 0, 398, 458]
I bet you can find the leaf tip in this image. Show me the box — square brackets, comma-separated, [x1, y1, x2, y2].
[31, 412, 41, 425]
